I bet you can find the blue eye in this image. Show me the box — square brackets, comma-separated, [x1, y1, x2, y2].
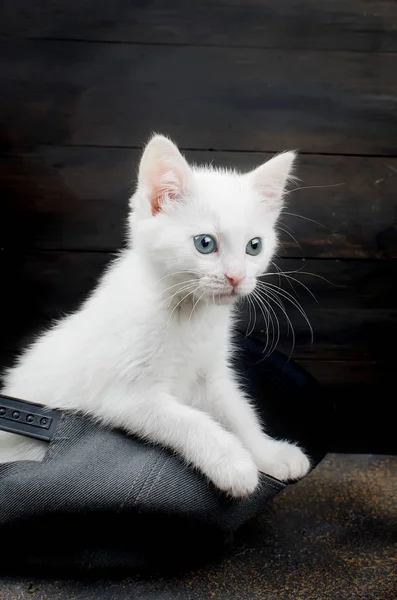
[246, 237, 262, 255]
[194, 234, 217, 254]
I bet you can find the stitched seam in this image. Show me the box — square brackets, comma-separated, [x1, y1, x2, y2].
[139, 454, 173, 504]
[117, 447, 158, 512]
[133, 450, 167, 505]
[42, 412, 68, 463]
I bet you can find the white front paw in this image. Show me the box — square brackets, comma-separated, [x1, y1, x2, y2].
[207, 440, 259, 498]
[256, 441, 311, 482]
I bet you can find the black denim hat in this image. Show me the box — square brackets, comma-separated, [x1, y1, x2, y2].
[0, 334, 329, 576]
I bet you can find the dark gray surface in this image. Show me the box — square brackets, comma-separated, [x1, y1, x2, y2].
[1, 454, 396, 599]
[0, 411, 283, 534]
[3, 0, 397, 52]
[2, 39, 396, 154]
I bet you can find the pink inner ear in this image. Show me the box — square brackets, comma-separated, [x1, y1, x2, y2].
[256, 185, 281, 210]
[150, 164, 183, 216]
[151, 192, 162, 216]
[151, 187, 178, 215]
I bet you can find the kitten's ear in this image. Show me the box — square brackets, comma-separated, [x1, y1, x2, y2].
[250, 151, 297, 217]
[136, 134, 192, 216]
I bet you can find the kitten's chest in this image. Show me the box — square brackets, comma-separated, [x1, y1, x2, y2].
[163, 303, 229, 398]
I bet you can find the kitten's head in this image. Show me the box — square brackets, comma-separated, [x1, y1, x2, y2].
[130, 135, 296, 303]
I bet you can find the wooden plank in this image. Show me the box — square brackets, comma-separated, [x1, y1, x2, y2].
[2, 147, 397, 258]
[1, 251, 396, 366]
[1, 40, 396, 154]
[300, 359, 390, 390]
[247, 307, 396, 360]
[239, 257, 397, 359]
[2, 0, 397, 52]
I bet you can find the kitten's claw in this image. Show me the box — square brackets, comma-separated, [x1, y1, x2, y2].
[256, 441, 311, 482]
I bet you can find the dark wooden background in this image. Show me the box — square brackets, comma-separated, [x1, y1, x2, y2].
[1, 1, 397, 450]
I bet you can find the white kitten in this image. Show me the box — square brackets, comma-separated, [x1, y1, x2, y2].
[0, 135, 310, 496]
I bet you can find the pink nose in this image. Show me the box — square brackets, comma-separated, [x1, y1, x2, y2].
[226, 273, 244, 288]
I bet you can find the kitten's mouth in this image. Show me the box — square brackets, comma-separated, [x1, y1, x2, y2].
[194, 283, 247, 302]
[213, 288, 241, 302]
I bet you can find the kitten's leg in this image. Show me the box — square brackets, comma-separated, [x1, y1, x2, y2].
[207, 372, 310, 481]
[0, 431, 47, 463]
[99, 389, 259, 498]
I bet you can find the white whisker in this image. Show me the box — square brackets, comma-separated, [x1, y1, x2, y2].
[167, 285, 200, 326]
[266, 267, 333, 286]
[263, 269, 318, 302]
[156, 270, 203, 283]
[256, 287, 295, 359]
[252, 289, 279, 357]
[245, 295, 254, 338]
[251, 291, 270, 355]
[155, 278, 199, 301]
[288, 182, 346, 194]
[188, 288, 205, 328]
[257, 281, 313, 343]
[277, 225, 303, 252]
[162, 281, 198, 312]
[158, 281, 198, 307]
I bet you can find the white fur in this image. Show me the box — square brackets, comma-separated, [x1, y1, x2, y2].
[0, 135, 310, 496]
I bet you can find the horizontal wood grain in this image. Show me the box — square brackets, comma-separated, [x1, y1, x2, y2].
[248, 307, 396, 361]
[2, 147, 397, 258]
[1, 3, 396, 397]
[1, 251, 396, 367]
[300, 359, 391, 390]
[2, 0, 397, 52]
[1, 40, 396, 154]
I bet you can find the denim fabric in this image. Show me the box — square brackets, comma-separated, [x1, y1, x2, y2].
[0, 334, 327, 574]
